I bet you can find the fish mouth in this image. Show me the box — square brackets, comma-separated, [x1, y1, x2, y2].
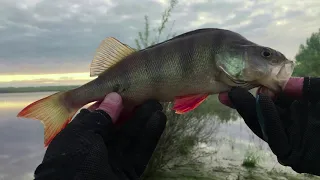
[276, 60, 295, 89]
[220, 58, 295, 92]
[257, 60, 295, 92]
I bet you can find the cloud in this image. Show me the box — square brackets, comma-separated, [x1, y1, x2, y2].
[0, 0, 319, 76]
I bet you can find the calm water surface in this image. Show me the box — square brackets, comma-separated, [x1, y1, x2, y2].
[0, 92, 52, 180]
[0, 92, 294, 180]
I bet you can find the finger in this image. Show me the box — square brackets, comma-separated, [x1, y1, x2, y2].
[256, 77, 304, 100]
[283, 77, 304, 98]
[67, 109, 115, 140]
[97, 92, 123, 123]
[117, 100, 163, 139]
[122, 100, 163, 130]
[257, 86, 296, 109]
[273, 92, 296, 109]
[257, 95, 291, 158]
[219, 87, 277, 108]
[218, 92, 234, 108]
[219, 77, 303, 108]
[131, 111, 167, 176]
[114, 100, 163, 126]
[132, 100, 163, 120]
[302, 77, 320, 103]
[228, 87, 264, 140]
[111, 100, 164, 152]
[267, 77, 320, 103]
[115, 108, 134, 126]
[257, 86, 276, 98]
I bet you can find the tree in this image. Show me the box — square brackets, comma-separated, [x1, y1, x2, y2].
[293, 29, 320, 77]
[135, 0, 178, 49]
[133, 0, 238, 178]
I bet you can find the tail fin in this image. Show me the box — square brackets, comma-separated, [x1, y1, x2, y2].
[17, 92, 79, 147]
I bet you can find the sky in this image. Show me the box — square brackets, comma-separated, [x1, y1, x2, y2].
[0, 0, 319, 87]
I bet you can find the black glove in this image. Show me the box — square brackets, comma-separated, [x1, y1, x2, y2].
[228, 77, 320, 176]
[34, 100, 167, 180]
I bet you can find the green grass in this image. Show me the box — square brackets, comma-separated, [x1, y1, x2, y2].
[0, 85, 79, 93]
[242, 149, 262, 168]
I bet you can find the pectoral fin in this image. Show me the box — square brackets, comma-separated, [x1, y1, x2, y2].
[173, 94, 209, 114]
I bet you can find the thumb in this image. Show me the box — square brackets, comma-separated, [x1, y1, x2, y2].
[97, 92, 123, 123]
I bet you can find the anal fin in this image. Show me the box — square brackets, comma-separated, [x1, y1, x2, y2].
[173, 94, 209, 114]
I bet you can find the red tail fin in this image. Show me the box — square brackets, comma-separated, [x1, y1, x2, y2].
[17, 92, 79, 147]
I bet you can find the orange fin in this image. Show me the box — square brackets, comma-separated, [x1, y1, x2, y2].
[173, 94, 209, 114]
[90, 37, 136, 77]
[17, 92, 79, 147]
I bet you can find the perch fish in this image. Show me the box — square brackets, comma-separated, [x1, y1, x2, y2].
[17, 28, 295, 147]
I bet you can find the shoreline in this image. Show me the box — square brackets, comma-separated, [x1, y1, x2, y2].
[0, 85, 79, 94]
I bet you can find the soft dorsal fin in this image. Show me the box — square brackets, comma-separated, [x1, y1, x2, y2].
[90, 37, 136, 77]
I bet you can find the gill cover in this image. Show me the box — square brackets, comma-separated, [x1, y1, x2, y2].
[215, 45, 268, 84]
[215, 50, 246, 82]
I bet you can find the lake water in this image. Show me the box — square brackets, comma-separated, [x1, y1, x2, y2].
[0, 92, 297, 180]
[0, 92, 50, 180]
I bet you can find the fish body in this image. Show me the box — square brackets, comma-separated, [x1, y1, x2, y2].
[17, 28, 295, 146]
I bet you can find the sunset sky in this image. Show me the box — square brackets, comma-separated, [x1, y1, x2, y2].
[0, 0, 319, 87]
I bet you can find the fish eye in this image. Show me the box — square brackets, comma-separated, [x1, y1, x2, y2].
[261, 49, 272, 58]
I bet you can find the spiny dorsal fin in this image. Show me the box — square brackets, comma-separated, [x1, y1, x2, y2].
[90, 37, 136, 77]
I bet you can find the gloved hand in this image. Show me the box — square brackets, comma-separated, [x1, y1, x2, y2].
[219, 77, 320, 176]
[34, 92, 167, 180]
